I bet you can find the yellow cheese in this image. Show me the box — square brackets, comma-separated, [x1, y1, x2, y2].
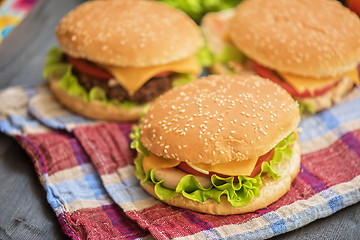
[192, 158, 258, 176]
[102, 56, 202, 96]
[142, 153, 258, 176]
[142, 154, 180, 172]
[278, 67, 359, 95]
[347, 67, 360, 86]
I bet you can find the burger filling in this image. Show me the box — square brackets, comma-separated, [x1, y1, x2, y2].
[43, 47, 202, 108]
[253, 61, 360, 112]
[131, 125, 297, 208]
[74, 67, 179, 103]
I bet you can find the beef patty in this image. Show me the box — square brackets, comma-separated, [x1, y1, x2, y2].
[73, 69, 177, 103]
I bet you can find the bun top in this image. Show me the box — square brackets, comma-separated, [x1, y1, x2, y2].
[229, 0, 360, 78]
[56, 0, 202, 67]
[140, 74, 300, 164]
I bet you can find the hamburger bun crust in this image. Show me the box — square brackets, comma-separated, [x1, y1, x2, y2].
[141, 138, 301, 215]
[56, 0, 202, 67]
[49, 77, 144, 122]
[140, 74, 300, 164]
[229, 0, 360, 78]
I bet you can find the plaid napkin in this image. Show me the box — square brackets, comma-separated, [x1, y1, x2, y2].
[1, 84, 360, 239]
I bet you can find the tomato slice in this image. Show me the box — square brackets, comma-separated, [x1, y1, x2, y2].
[253, 61, 337, 98]
[248, 149, 273, 178]
[176, 149, 274, 180]
[66, 55, 174, 81]
[66, 55, 113, 80]
[348, 0, 360, 16]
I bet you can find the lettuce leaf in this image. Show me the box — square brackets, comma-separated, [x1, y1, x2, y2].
[299, 101, 315, 114]
[172, 73, 196, 88]
[196, 44, 215, 67]
[133, 132, 296, 207]
[215, 44, 245, 64]
[130, 125, 149, 156]
[156, 0, 243, 22]
[43, 47, 69, 79]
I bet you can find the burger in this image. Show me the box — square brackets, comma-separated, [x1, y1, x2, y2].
[43, 0, 203, 122]
[202, 0, 360, 113]
[131, 74, 301, 215]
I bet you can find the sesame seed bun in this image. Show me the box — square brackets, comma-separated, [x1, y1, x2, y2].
[49, 77, 144, 122]
[141, 136, 301, 215]
[140, 74, 300, 164]
[56, 0, 202, 67]
[229, 0, 360, 78]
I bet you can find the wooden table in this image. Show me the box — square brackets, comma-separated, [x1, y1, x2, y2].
[0, 0, 359, 239]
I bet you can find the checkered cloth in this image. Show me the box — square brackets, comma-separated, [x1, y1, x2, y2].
[1, 84, 360, 239]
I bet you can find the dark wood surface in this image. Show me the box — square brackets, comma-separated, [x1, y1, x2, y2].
[0, 0, 359, 239]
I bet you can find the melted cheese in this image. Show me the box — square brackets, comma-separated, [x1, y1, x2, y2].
[347, 67, 360, 86]
[142, 154, 180, 172]
[192, 158, 258, 176]
[102, 56, 202, 95]
[142, 153, 258, 176]
[278, 67, 359, 95]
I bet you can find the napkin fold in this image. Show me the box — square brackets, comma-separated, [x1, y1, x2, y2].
[1, 84, 360, 239]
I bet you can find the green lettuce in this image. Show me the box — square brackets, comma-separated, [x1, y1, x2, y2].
[215, 44, 245, 64]
[132, 129, 296, 207]
[43, 47, 69, 79]
[172, 73, 196, 87]
[156, 0, 243, 22]
[196, 44, 215, 67]
[130, 125, 150, 156]
[200, 42, 246, 73]
[59, 65, 89, 102]
[299, 101, 315, 114]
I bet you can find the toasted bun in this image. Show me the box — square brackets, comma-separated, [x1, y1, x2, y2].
[229, 0, 360, 78]
[141, 137, 301, 215]
[56, 0, 202, 67]
[140, 74, 300, 164]
[49, 77, 144, 122]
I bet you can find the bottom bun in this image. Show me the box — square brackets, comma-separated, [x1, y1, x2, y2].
[49, 77, 145, 122]
[141, 139, 301, 215]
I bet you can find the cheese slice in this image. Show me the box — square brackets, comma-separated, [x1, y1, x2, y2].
[347, 67, 360, 86]
[192, 158, 258, 176]
[102, 56, 202, 96]
[142, 153, 258, 176]
[142, 154, 180, 172]
[278, 67, 359, 95]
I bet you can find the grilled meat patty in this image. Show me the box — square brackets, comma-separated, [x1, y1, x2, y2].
[73, 69, 177, 103]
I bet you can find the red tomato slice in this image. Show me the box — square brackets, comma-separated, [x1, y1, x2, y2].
[66, 55, 113, 80]
[248, 149, 273, 178]
[253, 61, 337, 98]
[176, 149, 274, 180]
[66, 55, 174, 80]
[347, 0, 360, 16]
